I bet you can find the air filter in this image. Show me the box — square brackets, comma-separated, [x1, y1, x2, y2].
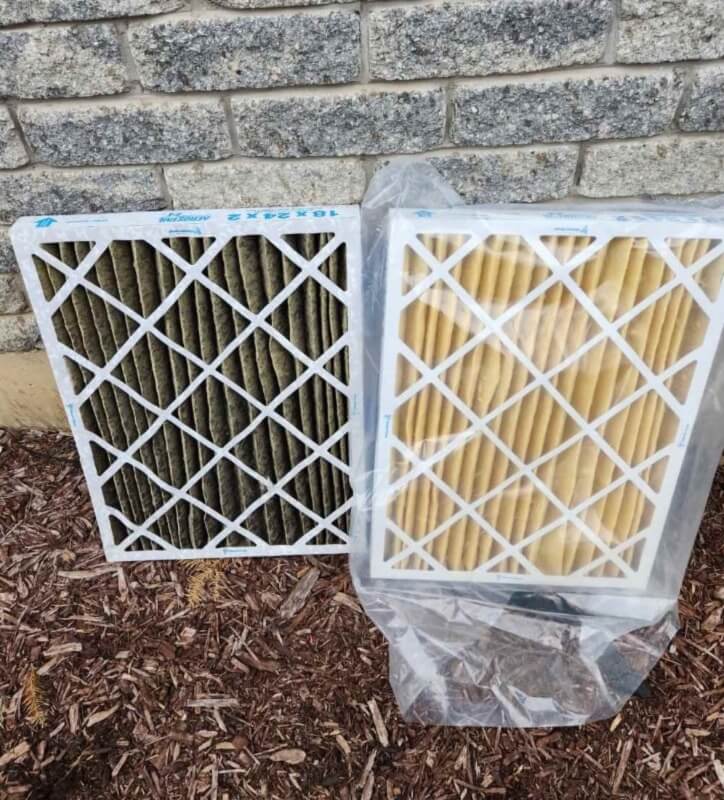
[371, 208, 724, 588]
[11, 208, 362, 561]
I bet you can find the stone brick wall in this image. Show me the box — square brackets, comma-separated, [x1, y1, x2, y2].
[1, 0, 724, 357]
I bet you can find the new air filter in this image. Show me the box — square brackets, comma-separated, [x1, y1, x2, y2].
[371, 208, 724, 588]
[11, 208, 362, 561]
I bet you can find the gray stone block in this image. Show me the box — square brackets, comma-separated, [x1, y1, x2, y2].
[164, 159, 366, 207]
[0, 229, 16, 273]
[0, 274, 28, 315]
[679, 67, 724, 132]
[0, 314, 40, 353]
[129, 12, 360, 92]
[0, 25, 127, 100]
[232, 89, 445, 158]
[19, 99, 232, 167]
[0, 108, 28, 169]
[369, 0, 612, 81]
[618, 1, 724, 63]
[579, 137, 724, 197]
[423, 147, 579, 203]
[0, 0, 183, 25]
[210, 0, 352, 7]
[0, 167, 165, 224]
[452, 72, 681, 147]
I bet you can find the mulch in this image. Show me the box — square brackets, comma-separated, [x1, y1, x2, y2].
[0, 427, 722, 800]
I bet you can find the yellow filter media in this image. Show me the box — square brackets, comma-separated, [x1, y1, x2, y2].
[373, 209, 724, 589]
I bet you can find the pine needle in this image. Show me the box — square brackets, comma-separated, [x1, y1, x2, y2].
[186, 569, 208, 608]
[22, 669, 47, 727]
[185, 560, 227, 608]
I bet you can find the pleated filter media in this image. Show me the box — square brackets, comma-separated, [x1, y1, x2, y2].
[11, 208, 362, 561]
[371, 208, 724, 589]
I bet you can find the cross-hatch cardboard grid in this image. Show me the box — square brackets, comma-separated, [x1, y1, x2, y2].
[19, 220, 359, 561]
[372, 212, 724, 588]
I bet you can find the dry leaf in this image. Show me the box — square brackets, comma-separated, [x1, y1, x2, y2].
[702, 607, 722, 631]
[117, 567, 129, 601]
[177, 627, 197, 646]
[333, 592, 363, 614]
[368, 698, 389, 747]
[336, 734, 351, 757]
[68, 703, 80, 734]
[236, 651, 278, 673]
[0, 740, 30, 768]
[44, 642, 82, 657]
[57, 567, 117, 580]
[359, 750, 377, 789]
[279, 568, 320, 620]
[37, 657, 61, 677]
[454, 745, 468, 772]
[260, 591, 282, 608]
[85, 704, 119, 728]
[361, 770, 375, 800]
[713, 759, 724, 789]
[270, 748, 306, 765]
[612, 739, 634, 793]
[187, 698, 239, 709]
[112, 752, 129, 778]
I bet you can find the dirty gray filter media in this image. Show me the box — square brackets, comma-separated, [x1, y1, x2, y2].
[32, 235, 351, 550]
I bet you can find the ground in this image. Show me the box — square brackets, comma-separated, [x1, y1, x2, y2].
[0, 428, 722, 800]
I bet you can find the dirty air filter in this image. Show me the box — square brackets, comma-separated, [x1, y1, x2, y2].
[371, 208, 724, 588]
[11, 208, 362, 561]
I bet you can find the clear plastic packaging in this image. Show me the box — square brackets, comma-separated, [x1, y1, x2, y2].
[350, 163, 724, 727]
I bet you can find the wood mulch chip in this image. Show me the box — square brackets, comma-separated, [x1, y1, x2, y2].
[0, 427, 722, 799]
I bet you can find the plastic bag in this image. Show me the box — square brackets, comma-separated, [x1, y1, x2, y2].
[350, 163, 724, 727]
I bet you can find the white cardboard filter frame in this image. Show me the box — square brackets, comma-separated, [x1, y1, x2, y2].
[11, 207, 363, 562]
[372, 207, 724, 590]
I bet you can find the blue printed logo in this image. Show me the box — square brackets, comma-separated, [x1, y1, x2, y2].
[414, 210, 433, 218]
[35, 217, 57, 228]
[159, 212, 211, 224]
